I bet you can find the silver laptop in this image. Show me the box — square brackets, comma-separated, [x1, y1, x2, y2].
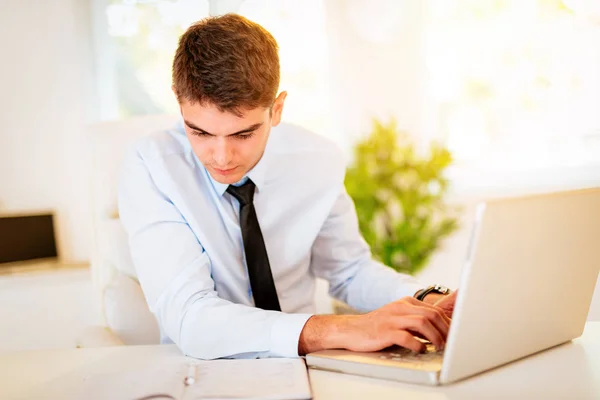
[306, 188, 600, 385]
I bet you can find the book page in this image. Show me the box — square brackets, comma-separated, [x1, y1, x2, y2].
[183, 358, 312, 400]
[61, 357, 187, 400]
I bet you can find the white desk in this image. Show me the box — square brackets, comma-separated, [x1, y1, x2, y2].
[1, 322, 599, 400]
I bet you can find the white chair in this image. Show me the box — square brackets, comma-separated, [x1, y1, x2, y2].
[80, 114, 335, 347]
[81, 114, 180, 347]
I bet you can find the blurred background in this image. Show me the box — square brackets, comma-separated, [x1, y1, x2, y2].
[1, 0, 599, 351]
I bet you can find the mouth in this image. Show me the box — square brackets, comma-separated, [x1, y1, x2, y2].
[213, 166, 238, 175]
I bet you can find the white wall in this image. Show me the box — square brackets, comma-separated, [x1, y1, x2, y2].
[0, 0, 95, 262]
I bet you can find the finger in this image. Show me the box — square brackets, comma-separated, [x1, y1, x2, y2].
[407, 297, 452, 325]
[407, 330, 427, 341]
[398, 300, 450, 339]
[392, 331, 427, 353]
[437, 291, 457, 307]
[392, 297, 451, 336]
[394, 315, 445, 349]
[439, 291, 458, 318]
[404, 296, 452, 324]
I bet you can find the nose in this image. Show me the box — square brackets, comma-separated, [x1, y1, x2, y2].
[212, 137, 233, 167]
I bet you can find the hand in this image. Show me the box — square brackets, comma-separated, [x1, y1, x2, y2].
[336, 297, 451, 353]
[433, 290, 458, 319]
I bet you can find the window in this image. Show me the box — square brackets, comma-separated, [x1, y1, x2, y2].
[99, 0, 330, 136]
[95, 0, 600, 174]
[103, 0, 210, 116]
[424, 0, 600, 170]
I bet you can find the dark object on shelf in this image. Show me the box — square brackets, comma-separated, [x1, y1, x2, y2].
[0, 213, 58, 264]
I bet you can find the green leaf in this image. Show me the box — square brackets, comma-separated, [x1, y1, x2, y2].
[345, 118, 461, 275]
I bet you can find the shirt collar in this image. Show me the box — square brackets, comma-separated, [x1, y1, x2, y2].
[205, 138, 271, 197]
[208, 175, 230, 196]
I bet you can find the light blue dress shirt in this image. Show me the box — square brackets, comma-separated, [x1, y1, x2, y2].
[118, 121, 423, 360]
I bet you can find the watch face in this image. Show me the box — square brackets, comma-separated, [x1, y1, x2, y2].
[434, 285, 450, 294]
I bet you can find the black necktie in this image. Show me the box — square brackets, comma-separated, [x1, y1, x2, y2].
[227, 179, 281, 311]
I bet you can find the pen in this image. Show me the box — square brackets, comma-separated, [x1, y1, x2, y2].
[184, 363, 196, 386]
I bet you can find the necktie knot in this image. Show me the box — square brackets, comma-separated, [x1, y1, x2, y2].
[226, 179, 256, 206]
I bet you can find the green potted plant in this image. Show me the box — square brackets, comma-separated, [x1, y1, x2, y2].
[345, 118, 460, 276]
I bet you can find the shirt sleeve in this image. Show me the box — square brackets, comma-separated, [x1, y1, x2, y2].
[310, 186, 424, 312]
[117, 148, 312, 360]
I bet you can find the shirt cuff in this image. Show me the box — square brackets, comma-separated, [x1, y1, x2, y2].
[269, 313, 313, 358]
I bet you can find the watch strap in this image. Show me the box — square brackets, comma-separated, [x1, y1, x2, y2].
[415, 284, 451, 301]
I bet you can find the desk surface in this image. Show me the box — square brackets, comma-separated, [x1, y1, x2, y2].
[1, 322, 599, 400]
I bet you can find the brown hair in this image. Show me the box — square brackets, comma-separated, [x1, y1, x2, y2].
[172, 14, 280, 115]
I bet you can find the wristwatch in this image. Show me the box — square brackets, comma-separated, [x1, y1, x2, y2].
[414, 284, 451, 301]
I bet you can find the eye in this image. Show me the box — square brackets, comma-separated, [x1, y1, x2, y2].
[191, 130, 211, 138]
[236, 132, 255, 140]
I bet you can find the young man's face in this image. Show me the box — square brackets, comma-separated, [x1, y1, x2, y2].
[179, 92, 286, 185]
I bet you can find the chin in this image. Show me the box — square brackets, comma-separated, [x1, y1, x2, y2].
[209, 171, 245, 185]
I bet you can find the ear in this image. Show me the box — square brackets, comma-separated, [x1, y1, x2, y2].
[270, 91, 287, 127]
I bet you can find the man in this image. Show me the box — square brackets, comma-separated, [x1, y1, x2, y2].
[118, 13, 456, 360]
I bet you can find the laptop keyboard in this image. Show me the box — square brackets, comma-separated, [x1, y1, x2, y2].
[379, 343, 444, 363]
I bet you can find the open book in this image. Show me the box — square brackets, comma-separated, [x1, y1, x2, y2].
[80, 357, 312, 400]
[182, 358, 312, 400]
